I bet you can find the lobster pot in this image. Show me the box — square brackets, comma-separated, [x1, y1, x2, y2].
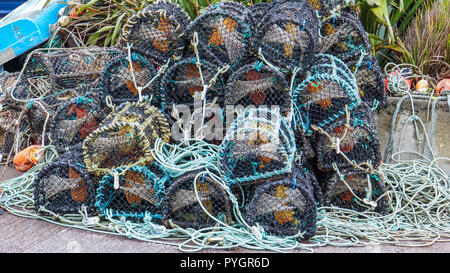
[292, 67, 361, 135]
[309, 53, 357, 87]
[49, 94, 106, 154]
[347, 54, 386, 110]
[96, 163, 171, 221]
[162, 171, 233, 229]
[318, 11, 372, 63]
[186, 1, 254, 69]
[11, 79, 82, 110]
[224, 62, 291, 116]
[34, 158, 97, 215]
[9, 73, 99, 111]
[160, 57, 228, 107]
[118, 1, 189, 65]
[306, 0, 358, 16]
[82, 101, 171, 176]
[20, 47, 123, 92]
[253, 0, 319, 73]
[0, 105, 22, 161]
[101, 53, 160, 106]
[0, 104, 46, 162]
[315, 102, 382, 171]
[0, 72, 20, 95]
[322, 168, 387, 214]
[218, 108, 296, 186]
[245, 176, 317, 239]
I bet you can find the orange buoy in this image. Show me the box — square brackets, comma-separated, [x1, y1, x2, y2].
[415, 79, 429, 93]
[436, 79, 450, 94]
[13, 145, 43, 172]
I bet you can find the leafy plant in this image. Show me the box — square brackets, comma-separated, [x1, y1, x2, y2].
[357, 0, 434, 67]
[60, 0, 153, 47]
[394, 0, 450, 81]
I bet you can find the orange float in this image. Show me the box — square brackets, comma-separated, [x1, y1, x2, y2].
[436, 79, 450, 94]
[13, 145, 43, 172]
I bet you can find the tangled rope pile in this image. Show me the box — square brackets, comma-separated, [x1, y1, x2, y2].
[0, 0, 449, 252]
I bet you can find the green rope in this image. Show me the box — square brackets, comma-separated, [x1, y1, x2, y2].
[0, 106, 449, 252]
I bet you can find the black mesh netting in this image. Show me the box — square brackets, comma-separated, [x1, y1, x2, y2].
[293, 124, 317, 165]
[248, 2, 273, 28]
[49, 93, 106, 154]
[224, 62, 291, 116]
[219, 108, 296, 186]
[347, 54, 386, 110]
[321, 168, 388, 214]
[162, 171, 233, 229]
[160, 56, 228, 108]
[96, 162, 171, 221]
[185, 1, 254, 70]
[13, 47, 122, 101]
[0, 72, 20, 95]
[101, 52, 162, 106]
[307, 0, 358, 16]
[34, 155, 97, 215]
[0, 103, 23, 161]
[318, 11, 372, 63]
[244, 173, 317, 239]
[292, 59, 361, 135]
[118, 1, 189, 65]
[82, 101, 171, 176]
[253, 0, 319, 73]
[314, 102, 382, 172]
[0, 98, 53, 164]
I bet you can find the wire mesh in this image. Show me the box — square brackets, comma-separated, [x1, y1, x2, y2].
[186, 1, 254, 69]
[34, 156, 97, 215]
[318, 11, 371, 63]
[82, 101, 171, 176]
[219, 108, 296, 186]
[49, 93, 106, 154]
[224, 62, 291, 116]
[101, 52, 161, 106]
[160, 57, 228, 107]
[322, 168, 388, 214]
[13, 47, 123, 101]
[244, 175, 317, 238]
[162, 171, 233, 229]
[253, 0, 319, 73]
[292, 61, 361, 135]
[119, 1, 189, 65]
[348, 54, 386, 110]
[96, 163, 171, 221]
[314, 102, 382, 171]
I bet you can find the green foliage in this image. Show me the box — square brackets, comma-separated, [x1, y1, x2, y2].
[63, 0, 153, 47]
[357, 0, 436, 67]
[395, 0, 450, 81]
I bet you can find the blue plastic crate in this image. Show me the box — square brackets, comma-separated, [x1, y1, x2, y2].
[0, 0, 67, 66]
